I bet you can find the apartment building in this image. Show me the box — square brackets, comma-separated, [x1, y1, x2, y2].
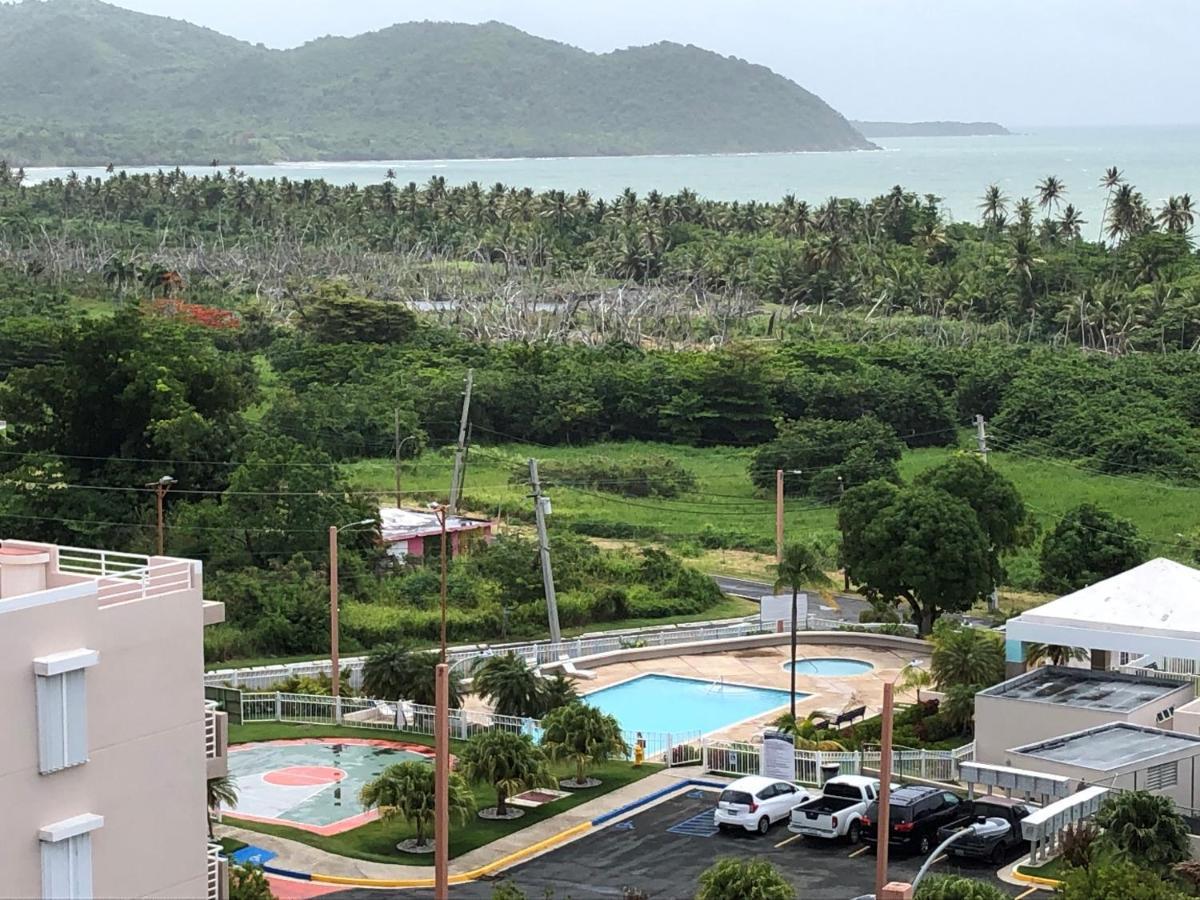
[0, 540, 228, 900]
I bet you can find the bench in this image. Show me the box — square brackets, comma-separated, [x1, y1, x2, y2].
[813, 705, 867, 731]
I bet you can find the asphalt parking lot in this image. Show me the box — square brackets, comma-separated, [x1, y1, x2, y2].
[326, 789, 1024, 899]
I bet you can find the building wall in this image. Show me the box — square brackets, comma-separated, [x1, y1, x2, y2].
[1004, 748, 1200, 810]
[0, 578, 209, 898]
[974, 681, 1195, 765]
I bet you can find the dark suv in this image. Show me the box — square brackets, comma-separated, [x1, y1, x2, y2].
[859, 786, 965, 855]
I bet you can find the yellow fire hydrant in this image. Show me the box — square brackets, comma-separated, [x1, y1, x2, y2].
[634, 733, 646, 767]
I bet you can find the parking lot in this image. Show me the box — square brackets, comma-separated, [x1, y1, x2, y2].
[325, 789, 1025, 899]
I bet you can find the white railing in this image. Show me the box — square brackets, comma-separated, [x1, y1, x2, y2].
[701, 738, 975, 786]
[206, 610, 923, 691]
[56, 545, 152, 577]
[204, 700, 219, 758]
[206, 843, 221, 900]
[52, 544, 197, 605]
[239, 690, 700, 765]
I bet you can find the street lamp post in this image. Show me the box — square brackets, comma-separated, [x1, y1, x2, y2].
[875, 658, 925, 898]
[329, 519, 374, 710]
[145, 475, 177, 556]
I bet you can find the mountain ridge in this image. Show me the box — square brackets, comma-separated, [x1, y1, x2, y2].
[0, 0, 876, 165]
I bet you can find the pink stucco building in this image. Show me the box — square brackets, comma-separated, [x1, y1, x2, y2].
[0, 540, 228, 899]
[379, 507, 494, 561]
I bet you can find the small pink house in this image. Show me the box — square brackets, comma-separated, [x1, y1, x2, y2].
[379, 507, 494, 562]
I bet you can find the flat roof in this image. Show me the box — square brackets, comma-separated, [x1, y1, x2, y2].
[979, 666, 1184, 712]
[1010, 558, 1200, 639]
[1011, 723, 1200, 772]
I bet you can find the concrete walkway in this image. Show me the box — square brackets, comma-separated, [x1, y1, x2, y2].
[217, 768, 719, 881]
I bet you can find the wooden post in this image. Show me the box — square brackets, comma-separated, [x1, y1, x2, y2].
[329, 526, 340, 712]
[434, 663, 450, 899]
[875, 681, 895, 897]
[775, 468, 784, 564]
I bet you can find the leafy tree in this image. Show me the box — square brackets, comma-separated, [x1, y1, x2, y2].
[206, 775, 238, 839]
[457, 729, 555, 818]
[362, 644, 463, 707]
[358, 761, 474, 851]
[1059, 855, 1188, 900]
[839, 483, 992, 634]
[774, 542, 832, 718]
[228, 862, 273, 900]
[749, 415, 903, 499]
[695, 858, 795, 900]
[914, 874, 1008, 900]
[1095, 791, 1191, 873]
[1039, 503, 1148, 592]
[294, 282, 418, 344]
[473, 653, 545, 718]
[540, 702, 629, 787]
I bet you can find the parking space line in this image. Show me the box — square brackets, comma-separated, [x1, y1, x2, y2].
[930, 854, 947, 867]
[774, 833, 804, 849]
[1015, 888, 1040, 900]
[848, 845, 870, 858]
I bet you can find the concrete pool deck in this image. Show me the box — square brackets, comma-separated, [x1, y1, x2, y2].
[569, 643, 920, 740]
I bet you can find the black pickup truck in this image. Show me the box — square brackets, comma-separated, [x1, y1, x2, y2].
[935, 796, 1035, 865]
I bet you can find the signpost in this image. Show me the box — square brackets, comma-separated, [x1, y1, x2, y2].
[761, 730, 796, 780]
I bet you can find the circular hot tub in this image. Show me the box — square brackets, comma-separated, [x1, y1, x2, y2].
[783, 657, 875, 676]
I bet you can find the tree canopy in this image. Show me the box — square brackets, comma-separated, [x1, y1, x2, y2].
[1039, 503, 1148, 592]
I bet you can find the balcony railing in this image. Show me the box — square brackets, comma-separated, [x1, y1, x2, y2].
[204, 700, 219, 759]
[206, 843, 222, 900]
[55, 545, 197, 605]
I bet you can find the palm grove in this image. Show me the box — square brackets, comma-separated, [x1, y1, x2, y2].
[0, 164, 1193, 661]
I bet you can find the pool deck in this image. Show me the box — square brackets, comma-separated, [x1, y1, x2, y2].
[568, 643, 917, 740]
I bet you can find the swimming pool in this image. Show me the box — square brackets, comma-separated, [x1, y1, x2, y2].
[227, 738, 434, 835]
[583, 674, 798, 735]
[783, 657, 875, 676]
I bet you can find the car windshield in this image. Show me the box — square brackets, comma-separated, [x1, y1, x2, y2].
[719, 790, 753, 805]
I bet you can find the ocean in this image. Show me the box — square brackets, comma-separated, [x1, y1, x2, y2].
[21, 125, 1200, 229]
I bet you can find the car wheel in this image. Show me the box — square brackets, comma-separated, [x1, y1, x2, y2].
[847, 821, 862, 844]
[757, 816, 770, 835]
[717, 823, 730, 833]
[990, 844, 1006, 866]
[917, 834, 932, 855]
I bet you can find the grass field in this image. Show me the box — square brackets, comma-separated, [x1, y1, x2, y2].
[224, 721, 660, 865]
[347, 439, 1200, 589]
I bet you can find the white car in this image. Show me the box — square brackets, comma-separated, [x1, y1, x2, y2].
[714, 775, 814, 835]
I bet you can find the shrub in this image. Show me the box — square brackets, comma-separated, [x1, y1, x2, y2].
[749, 415, 903, 499]
[695, 858, 795, 900]
[1095, 791, 1191, 873]
[914, 875, 1008, 899]
[513, 455, 699, 498]
[1060, 820, 1099, 869]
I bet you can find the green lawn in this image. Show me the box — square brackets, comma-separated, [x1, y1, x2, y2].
[347, 439, 1200, 590]
[224, 722, 661, 865]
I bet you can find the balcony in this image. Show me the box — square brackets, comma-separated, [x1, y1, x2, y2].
[205, 700, 228, 779]
[207, 842, 229, 900]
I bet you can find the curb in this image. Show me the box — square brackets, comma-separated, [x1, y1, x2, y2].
[265, 777, 724, 889]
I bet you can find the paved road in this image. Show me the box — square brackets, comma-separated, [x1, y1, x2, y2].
[711, 575, 870, 624]
[325, 792, 1021, 900]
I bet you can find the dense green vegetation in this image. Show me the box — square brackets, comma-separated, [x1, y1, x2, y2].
[0, 0, 870, 165]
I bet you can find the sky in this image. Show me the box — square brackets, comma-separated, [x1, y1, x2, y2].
[18, 0, 1200, 126]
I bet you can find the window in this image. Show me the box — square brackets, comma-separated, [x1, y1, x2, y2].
[33, 649, 98, 774]
[943, 792, 961, 807]
[775, 783, 795, 795]
[1146, 761, 1179, 791]
[40, 814, 103, 900]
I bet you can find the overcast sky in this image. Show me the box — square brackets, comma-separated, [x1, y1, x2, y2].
[30, 0, 1200, 126]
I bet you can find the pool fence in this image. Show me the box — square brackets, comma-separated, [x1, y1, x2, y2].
[230, 689, 968, 783]
[205, 614, 916, 692]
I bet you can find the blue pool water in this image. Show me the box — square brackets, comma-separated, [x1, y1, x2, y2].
[784, 657, 874, 676]
[583, 674, 798, 735]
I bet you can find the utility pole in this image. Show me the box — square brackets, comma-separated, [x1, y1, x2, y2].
[838, 476, 850, 592]
[447, 369, 474, 515]
[975, 414, 1000, 611]
[975, 414, 989, 463]
[394, 407, 403, 508]
[529, 459, 562, 645]
[775, 469, 785, 565]
[145, 475, 176, 556]
[874, 680, 896, 898]
[434, 661, 450, 899]
[329, 526, 339, 709]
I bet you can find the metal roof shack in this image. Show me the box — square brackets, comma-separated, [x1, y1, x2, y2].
[974, 666, 1194, 765]
[378, 507, 493, 561]
[1005, 723, 1200, 810]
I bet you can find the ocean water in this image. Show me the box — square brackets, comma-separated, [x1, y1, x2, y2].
[21, 125, 1200, 227]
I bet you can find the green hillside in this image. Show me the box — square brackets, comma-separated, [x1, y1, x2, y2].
[0, 0, 875, 165]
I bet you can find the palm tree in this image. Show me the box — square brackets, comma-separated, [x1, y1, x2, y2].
[473, 653, 543, 718]
[896, 665, 934, 702]
[774, 543, 833, 718]
[1059, 204, 1086, 241]
[538, 672, 579, 713]
[358, 761, 474, 852]
[1099, 166, 1125, 241]
[1035, 175, 1067, 213]
[930, 623, 1005, 691]
[362, 643, 462, 707]
[457, 729, 555, 818]
[1023, 643, 1088, 667]
[540, 702, 629, 788]
[1095, 791, 1191, 873]
[206, 775, 238, 839]
[1012, 197, 1035, 234]
[978, 185, 1008, 230]
[1158, 195, 1196, 234]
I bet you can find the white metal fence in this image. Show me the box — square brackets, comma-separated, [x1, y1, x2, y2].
[234, 689, 966, 778]
[206, 613, 918, 692]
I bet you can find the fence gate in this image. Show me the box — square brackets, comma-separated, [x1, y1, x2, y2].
[204, 686, 243, 725]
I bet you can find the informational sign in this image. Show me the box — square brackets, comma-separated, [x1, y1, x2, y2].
[760, 592, 807, 633]
[761, 729, 796, 781]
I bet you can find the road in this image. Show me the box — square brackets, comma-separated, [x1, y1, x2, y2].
[711, 575, 870, 624]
